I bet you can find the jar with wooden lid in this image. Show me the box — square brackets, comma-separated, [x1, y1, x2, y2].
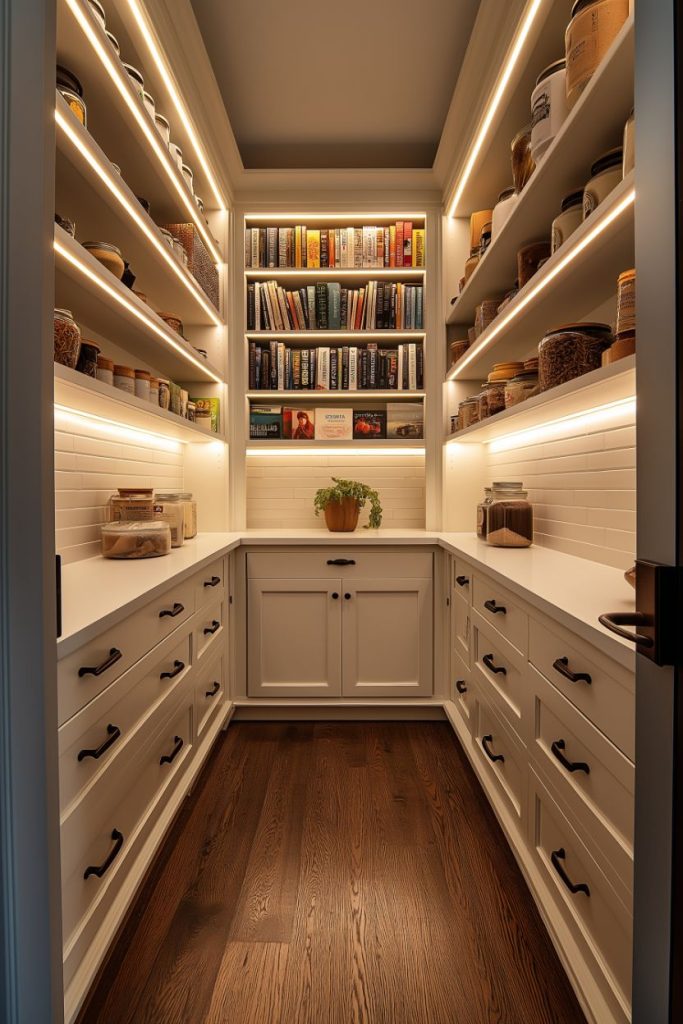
[82, 241, 125, 279]
[108, 488, 157, 523]
[134, 369, 151, 401]
[504, 371, 540, 408]
[149, 377, 160, 405]
[489, 361, 524, 382]
[530, 59, 569, 163]
[538, 323, 612, 391]
[583, 148, 623, 218]
[551, 189, 583, 253]
[491, 188, 517, 240]
[54, 308, 82, 369]
[155, 492, 185, 548]
[565, 0, 630, 109]
[96, 355, 114, 386]
[113, 364, 135, 394]
[487, 485, 534, 548]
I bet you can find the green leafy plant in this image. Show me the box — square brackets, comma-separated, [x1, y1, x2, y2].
[313, 477, 383, 529]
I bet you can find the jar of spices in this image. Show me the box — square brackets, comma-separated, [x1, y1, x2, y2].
[487, 484, 534, 548]
[122, 62, 145, 101]
[565, 0, 630, 109]
[464, 249, 480, 284]
[616, 268, 635, 335]
[477, 487, 493, 539]
[155, 493, 185, 548]
[113, 364, 135, 394]
[583, 148, 623, 218]
[551, 189, 584, 253]
[82, 241, 125, 279]
[158, 379, 170, 410]
[530, 59, 569, 163]
[96, 355, 114, 386]
[155, 113, 171, 146]
[538, 323, 612, 391]
[491, 187, 517, 240]
[134, 369, 151, 401]
[76, 339, 100, 378]
[149, 377, 160, 405]
[169, 143, 183, 171]
[517, 240, 551, 288]
[511, 125, 535, 192]
[504, 371, 540, 408]
[142, 90, 155, 120]
[54, 308, 82, 369]
[180, 492, 198, 539]
[623, 109, 634, 175]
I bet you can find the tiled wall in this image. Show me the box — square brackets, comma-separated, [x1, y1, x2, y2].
[246, 454, 426, 530]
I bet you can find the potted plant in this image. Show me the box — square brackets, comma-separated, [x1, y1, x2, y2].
[313, 477, 383, 532]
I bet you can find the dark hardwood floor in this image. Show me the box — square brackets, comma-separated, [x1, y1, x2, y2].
[78, 722, 586, 1024]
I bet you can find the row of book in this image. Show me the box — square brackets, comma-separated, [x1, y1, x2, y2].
[249, 403, 424, 441]
[245, 223, 425, 269]
[248, 342, 423, 392]
[246, 280, 424, 332]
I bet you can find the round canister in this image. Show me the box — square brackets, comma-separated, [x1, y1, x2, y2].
[530, 59, 569, 163]
[491, 187, 517, 240]
[565, 0, 630, 109]
[551, 189, 584, 253]
[583, 148, 623, 218]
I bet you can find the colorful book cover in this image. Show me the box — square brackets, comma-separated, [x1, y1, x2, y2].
[249, 405, 282, 439]
[306, 229, 321, 269]
[314, 408, 353, 440]
[192, 397, 221, 433]
[283, 406, 315, 440]
[353, 409, 386, 439]
[386, 402, 423, 439]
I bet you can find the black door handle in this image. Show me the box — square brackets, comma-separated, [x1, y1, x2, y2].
[455, 575, 469, 587]
[551, 848, 590, 896]
[160, 659, 185, 680]
[203, 620, 220, 635]
[204, 576, 221, 588]
[482, 653, 506, 676]
[598, 612, 654, 648]
[484, 599, 506, 615]
[552, 656, 592, 685]
[159, 602, 184, 619]
[84, 829, 124, 879]
[551, 739, 590, 774]
[327, 558, 356, 566]
[344, 593, 351, 600]
[77, 724, 121, 762]
[78, 647, 122, 678]
[160, 736, 183, 765]
[205, 681, 220, 697]
[331, 592, 339, 599]
[481, 734, 504, 763]
[455, 680, 467, 694]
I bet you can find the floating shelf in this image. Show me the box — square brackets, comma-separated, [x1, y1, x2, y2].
[244, 213, 427, 227]
[245, 268, 425, 281]
[246, 391, 426, 401]
[446, 356, 635, 445]
[245, 330, 425, 342]
[246, 439, 426, 451]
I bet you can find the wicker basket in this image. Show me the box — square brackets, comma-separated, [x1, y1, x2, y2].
[161, 222, 220, 312]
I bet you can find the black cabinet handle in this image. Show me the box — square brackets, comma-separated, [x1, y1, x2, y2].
[205, 681, 220, 698]
[598, 612, 654, 648]
[552, 656, 592, 685]
[203, 620, 220, 635]
[551, 739, 590, 774]
[77, 724, 121, 762]
[327, 558, 356, 566]
[482, 653, 507, 676]
[331, 592, 339, 600]
[481, 734, 504, 763]
[84, 829, 124, 880]
[160, 659, 185, 680]
[455, 680, 467, 694]
[344, 593, 351, 600]
[484, 599, 506, 615]
[159, 602, 184, 619]
[455, 575, 469, 587]
[551, 848, 590, 896]
[78, 647, 122, 678]
[204, 576, 221, 588]
[160, 736, 183, 765]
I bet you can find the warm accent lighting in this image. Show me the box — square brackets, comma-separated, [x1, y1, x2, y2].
[448, 186, 636, 379]
[245, 330, 426, 339]
[54, 237, 224, 383]
[55, 405, 183, 453]
[487, 397, 636, 453]
[246, 447, 426, 457]
[246, 213, 427, 223]
[447, 0, 544, 218]
[125, 0, 227, 212]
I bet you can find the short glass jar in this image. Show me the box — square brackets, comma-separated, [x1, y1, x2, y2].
[551, 189, 583, 253]
[108, 488, 156, 523]
[87, 0, 106, 28]
[155, 493, 186, 548]
[583, 148, 623, 218]
[169, 143, 183, 171]
[511, 125, 535, 191]
[59, 88, 87, 127]
[517, 240, 551, 288]
[538, 322, 612, 391]
[464, 249, 480, 284]
[182, 164, 194, 192]
[504, 371, 540, 408]
[113, 364, 135, 394]
[101, 521, 171, 560]
[54, 308, 82, 368]
[486, 485, 534, 548]
[477, 487, 493, 539]
[76, 339, 100, 378]
[82, 241, 125, 279]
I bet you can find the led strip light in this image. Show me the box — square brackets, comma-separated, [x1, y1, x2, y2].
[246, 447, 426, 457]
[486, 397, 636, 453]
[55, 404, 183, 452]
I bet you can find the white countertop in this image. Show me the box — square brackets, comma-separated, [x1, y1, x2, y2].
[58, 529, 636, 670]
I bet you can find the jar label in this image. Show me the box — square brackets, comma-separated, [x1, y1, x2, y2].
[583, 189, 598, 218]
[531, 91, 550, 132]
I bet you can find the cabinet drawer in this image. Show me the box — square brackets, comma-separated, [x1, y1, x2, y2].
[530, 770, 632, 1015]
[58, 576, 195, 725]
[194, 597, 225, 660]
[195, 557, 226, 610]
[452, 591, 470, 665]
[472, 573, 528, 656]
[529, 618, 634, 760]
[451, 652, 474, 732]
[473, 624, 526, 741]
[195, 648, 225, 738]
[452, 558, 472, 601]
[473, 695, 527, 827]
[247, 549, 433, 580]
[59, 631, 191, 813]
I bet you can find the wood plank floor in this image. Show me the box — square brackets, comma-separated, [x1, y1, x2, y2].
[78, 723, 586, 1024]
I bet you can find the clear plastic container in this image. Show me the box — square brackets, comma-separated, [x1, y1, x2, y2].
[486, 485, 534, 548]
[101, 521, 171, 559]
[155, 492, 186, 547]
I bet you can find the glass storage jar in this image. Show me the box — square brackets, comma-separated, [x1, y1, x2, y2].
[180, 492, 197, 539]
[517, 240, 551, 287]
[486, 485, 534, 548]
[551, 189, 584, 253]
[53, 308, 82, 368]
[96, 355, 114, 386]
[142, 90, 155, 120]
[113, 364, 135, 394]
[511, 125, 535, 191]
[101, 521, 171, 560]
[134, 369, 151, 401]
[583, 148, 623, 218]
[108, 488, 157, 522]
[82, 241, 125, 279]
[122, 62, 145, 101]
[538, 323, 612, 391]
[158, 379, 170, 410]
[87, 0, 106, 27]
[155, 492, 186, 548]
[449, 339, 469, 365]
[464, 249, 480, 284]
[623, 109, 634, 175]
[482, 380, 507, 417]
[504, 371, 540, 408]
[149, 377, 160, 405]
[169, 143, 183, 171]
[105, 30, 120, 56]
[155, 113, 171, 146]
[477, 487, 493, 539]
[76, 339, 100, 378]
[460, 397, 480, 430]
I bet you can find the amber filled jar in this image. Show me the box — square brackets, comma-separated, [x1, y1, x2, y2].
[616, 268, 635, 335]
[518, 241, 551, 288]
[486, 484, 533, 548]
[82, 241, 125, 279]
[511, 125, 535, 191]
[464, 249, 480, 284]
[54, 308, 82, 368]
[539, 323, 612, 391]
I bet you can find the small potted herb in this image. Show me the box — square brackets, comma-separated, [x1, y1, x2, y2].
[313, 477, 383, 532]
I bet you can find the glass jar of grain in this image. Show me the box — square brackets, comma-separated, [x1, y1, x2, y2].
[486, 485, 534, 548]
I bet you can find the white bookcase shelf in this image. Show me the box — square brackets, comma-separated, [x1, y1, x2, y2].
[247, 391, 426, 401]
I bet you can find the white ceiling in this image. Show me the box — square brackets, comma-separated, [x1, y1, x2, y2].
[189, 0, 481, 170]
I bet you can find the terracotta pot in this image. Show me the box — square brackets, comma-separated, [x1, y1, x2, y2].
[324, 497, 360, 532]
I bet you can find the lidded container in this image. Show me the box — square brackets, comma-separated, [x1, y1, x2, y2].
[478, 221, 493, 258]
[57, 65, 87, 127]
[53, 308, 82, 369]
[82, 241, 125, 279]
[142, 90, 155, 120]
[477, 487, 493, 539]
[623, 109, 634, 175]
[149, 376, 160, 405]
[169, 143, 183, 171]
[87, 0, 106, 28]
[583, 148, 623, 218]
[181, 164, 194, 192]
[459, 397, 480, 430]
[113, 364, 135, 394]
[158, 378, 171, 410]
[551, 189, 583, 253]
[155, 113, 171, 146]
[180, 492, 197, 539]
[96, 355, 114, 386]
[76, 338, 100, 378]
[518, 240, 550, 287]
[504, 370, 540, 408]
[122, 62, 145, 101]
[486, 483, 534, 548]
[101, 521, 171, 560]
[530, 59, 569, 163]
[538, 322, 612, 391]
[155, 492, 186, 547]
[565, 0, 630, 109]
[616, 267, 635, 335]
[511, 125, 535, 191]
[480, 379, 507, 418]
[134, 368, 151, 401]
[491, 187, 517, 240]
[108, 487, 158, 523]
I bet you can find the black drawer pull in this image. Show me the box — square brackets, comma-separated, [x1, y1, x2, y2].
[481, 734, 504, 763]
[598, 612, 654, 648]
[344, 593, 351, 600]
[327, 558, 356, 566]
[78, 647, 122, 678]
[160, 659, 185, 680]
[205, 681, 220, 698]
[331, 592, 339, 599]
[551, 847, 590, 896]
[455, 575, 469, 587]
[484, 599, 506, 615]
[84, 829, 124, 880]
[552, 656, 592, 685]
[77, 723, 121, 762]
[482, 653, 506, 676]
[204, 576, 221, 588]
[160, 736, 183, 765]
[203, 620, 220, 635]
[455, 680, 467, 694]
[551, 739, 590, 775]
[159, 602, 184, 619]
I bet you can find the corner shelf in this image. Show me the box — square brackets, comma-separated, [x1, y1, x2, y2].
[247, 391, 426, 401]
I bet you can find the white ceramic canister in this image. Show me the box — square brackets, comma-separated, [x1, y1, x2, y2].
[551, 189, 584, 253]
[154, 113, 171, 146]
[491, 187, 517, 240]
[169, 143, 183, 171]
[142, 90, 155, 121]
[583, 147, 623, 218]
[530, 59, 569, 163]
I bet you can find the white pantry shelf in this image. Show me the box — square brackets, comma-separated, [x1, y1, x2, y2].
[245, 268, 425, 282]
[245, 330, 425, 341]
[247, 391, 426, 401]
[246, 439, 426, 451]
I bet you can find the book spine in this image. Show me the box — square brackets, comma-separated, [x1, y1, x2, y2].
[251, 229, 259, 268]
[397, 345, 404, 391]
[266, 227, 277, 268]
[408, 343, 417, 390]
[395, 222, 403, 271]
[341, 346, 349, 390]
[403, 221, 413, 267]
[269, 340, 278, 389]
[286, 227, 294, 267]
[384, 227, 390, 267]
[376, 227, 384, 268]
[292, 349, 301, 389]
[340, 288, 348, 330]
[249, 341, 256, 388]
[315, 282, 329, 330]
[389, 225, 396, 268]
[368, 344, 378, 388]
[254, 347, 261, 389]
[302, 226, 307, 268]
[328, 283, 341, 330]
[413, 228, 425, 267]
[330, 348, 338, 390]
[318, 347, 330, 390]
[335, 228, 341, 268]
[416, 286, 423, 330]
[320, 228, 329, 268]
[354, 227, 363, 268]
[247, 282, 255, 330]
[349, 347, 358, 390]
[295, 225, 302, 268]
[244, 228, 251, 268]
[301, 349, 310, 389]
[307, 285, 317, 328]
[416, 343, 424, 388]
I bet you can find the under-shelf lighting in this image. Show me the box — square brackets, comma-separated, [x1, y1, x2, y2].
[55, 106, 222, 327]
[54, 237, 224, 383]
[245, 213, 427, 223]
[125, 0, 227, 212]
[55, 405, 183, 452]
[487, 397, 636, 453]
[245, 331, 426, 340]
[64, 0, 223, 264]
[245, 268, 425, 280]
[448, 185, 636, 379]
[246, 447, 426, 457]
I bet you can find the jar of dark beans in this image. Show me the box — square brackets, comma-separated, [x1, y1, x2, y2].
[538, 322, 612, 391]
[486, 484, 534, 548]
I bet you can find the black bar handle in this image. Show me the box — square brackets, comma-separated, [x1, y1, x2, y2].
[160, 659, 185, 680]
[159, 602, 184, 619]
[551, 848, 590, 896]
[552, 656, 592, 685]
[599, 612, 654, 648]
[482, 653, 507, 676]
[327, 558, 356, 566]
[78, 647, 122, 678]
[205, 681, 220, 698]
[551, 739, 590, 775]
[484, 599, 506, 615]
[84, 829, 124, 880]
[331, 592, 339, 599]
[203, 620, 220, 635]
[204, 576, 221, 588]
[455, 575, 469, 587]
[160, 736, 184, 765]
[481, 734, 504, 763]
[77, 724, 121, 762]
[455, 680, 468, 694]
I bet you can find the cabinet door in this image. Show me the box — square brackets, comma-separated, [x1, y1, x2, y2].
[247, 579, 342, 697]
[341, 579, 432, 697]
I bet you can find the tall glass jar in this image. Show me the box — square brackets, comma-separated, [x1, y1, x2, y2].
[486, 485, 534, 548]
[477, 487, 493, 539]
[180, 492, 197, 539]
[155, 492, 185, 548]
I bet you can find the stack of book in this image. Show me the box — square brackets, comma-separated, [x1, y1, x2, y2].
[249, 402, 424, 441]
[248, 341, 423, 391]
[245, 222, 425, 269]
[246, 280, 424, 331]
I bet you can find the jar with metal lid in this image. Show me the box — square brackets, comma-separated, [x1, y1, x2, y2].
[623, 109, 634, 175]
[491, 187, 517, 240]
[96, 355, 114, 386]
[101, 521, 171, 560]
[105, 30, 120, 55]
[87, 0, 106, 27]
[142, 90, 155, 120]
[583, 148, 623, 218]
[76, 339, 100, 378]
[180, 492, 197, 539]
[477, 487, 493, 539]
[181, 164, 194, 192]
[122, 62, 144, 101]
[487, 485, 533, 548]
[169, 143, 183, 171]
[479, 221, 492, 258]
[551, 189, 583, 253]
[464, 249, 480, 284]
[474, 299, 500, 337]
[511, 125, 535, 192]
[158, 379, 170, 410]
[504, 371, 540, 408]
[113, 364, 135, 394]
[54, 308, 82, 368]
[530, 59, 569, 163]
[82, 241, 125, 279]
[460, 397, 480, 430]
[155, 113, 171, 146]
[480, 380, 507, 419]
[565, 0, 630, 109]
[155, 493, 185, 548]
[134, 369, 151, 401]
[539, 323, 612, 391]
